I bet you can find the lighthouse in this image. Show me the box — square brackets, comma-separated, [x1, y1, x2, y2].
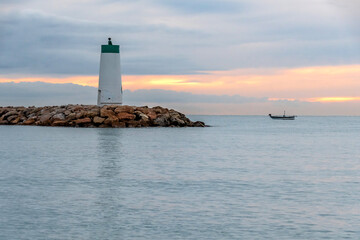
[97, 38, 123, 106]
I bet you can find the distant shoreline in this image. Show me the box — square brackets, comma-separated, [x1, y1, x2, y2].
[0, 105, 205, 128]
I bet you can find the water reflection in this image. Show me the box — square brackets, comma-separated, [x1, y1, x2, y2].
[96, 129, 123, 178]
[94, 129, 125, 238]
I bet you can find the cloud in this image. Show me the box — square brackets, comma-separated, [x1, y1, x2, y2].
[1, 64, 359, 100]
[124, 89, 267, 104]
[1, 81, 360, 115]
[0, 9, 205, 75]
[151, 0, 243, 14]
[0, 82, 97, 106]
[329, 0, 360, 22]
[0, 0, 359, 77]
[0, 81, 265, 107]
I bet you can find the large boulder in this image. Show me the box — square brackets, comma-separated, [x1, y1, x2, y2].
[23, 118, 36, 125]
[135, 106, 150, 114]
[85, 108, 100, 118]
[2, 110, 18, 119]
[192, 121, 205, 127]
[169, 111, 187, 126]
[73, 106, 84, 111]
[7, 115, 19, 123]
[0, 108, 8, 116]
[117, 112, 135, 121]
[153, 106, 168, 114]
[39, 114, 52, 124]
[40, 108, 50, 115]
[67, 113, 77, 120]
[146, 111, 157, 120]
[10, 117, 21, 124]
[103, 116, 119, 127]
[153, 114, 171, 126]
[100, 108, 117, 118]
[75, 111, 85, 119]
[134, 111, 149, 121]
[74, 118, 92, 125]
[64, 110, 72, 116]
[93, 116, 105, 124]
[53, 113, 65, 121]
[114, 106, 134, 114]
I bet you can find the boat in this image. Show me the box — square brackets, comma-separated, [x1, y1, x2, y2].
[269, 111, 296, 120]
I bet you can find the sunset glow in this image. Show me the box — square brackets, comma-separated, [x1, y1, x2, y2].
[1, 64, 359, 104]
[149, 78, 200, 86]
[0, 76, 98, 87]
[306, 97, 360, 103]
[268, 98, 296, 102]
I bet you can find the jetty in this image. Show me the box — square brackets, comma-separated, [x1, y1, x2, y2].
[0, 105, 205, 128]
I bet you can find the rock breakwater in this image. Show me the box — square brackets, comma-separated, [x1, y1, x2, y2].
[0, 105, 205, 128]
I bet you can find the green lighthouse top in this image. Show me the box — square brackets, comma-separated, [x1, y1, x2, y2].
[101, 37, 119, 53]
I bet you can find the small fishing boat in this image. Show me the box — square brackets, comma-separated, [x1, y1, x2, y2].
[269, 111, 296, 120]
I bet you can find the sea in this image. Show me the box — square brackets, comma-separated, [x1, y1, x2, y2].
[0, 116, 359, 240]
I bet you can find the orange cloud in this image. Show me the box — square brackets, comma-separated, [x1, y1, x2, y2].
[269, 97, 360, 103]
[0, 76, 98, 87]
[268, 98, 296, 102]
[1, 64, 359, 103]
[123, 65, 360, 100]
[306, 97, 360, 103]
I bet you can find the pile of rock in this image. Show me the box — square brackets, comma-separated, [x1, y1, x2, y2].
[0, 105, 205, 128]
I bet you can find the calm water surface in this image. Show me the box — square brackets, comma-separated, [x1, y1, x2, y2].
[0, 116, 359, 239]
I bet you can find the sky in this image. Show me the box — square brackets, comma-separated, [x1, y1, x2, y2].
[0, 0, 359, 115]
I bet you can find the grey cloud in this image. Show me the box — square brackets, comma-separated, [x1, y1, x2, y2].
[151, 0, 244, 14]
[124, 89, 267, 104]
[100, 0, 244, 13]
[0, 82, 97, 106]
[0, 10, 206, 75]
[1, 82, 358, 115]
[0, 82, 266, 107]
[0, 0, 27, 6]
[329, 0, 360, 37]
[329, 0, 360, 20]
[0, 0, 359, 77]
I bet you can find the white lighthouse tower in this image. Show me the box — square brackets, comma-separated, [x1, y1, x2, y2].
[97, 38, 122, 106]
